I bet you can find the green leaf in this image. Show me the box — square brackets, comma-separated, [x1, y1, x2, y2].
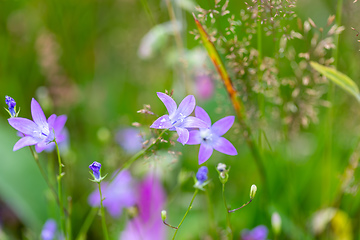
[310, 61, 360, 101]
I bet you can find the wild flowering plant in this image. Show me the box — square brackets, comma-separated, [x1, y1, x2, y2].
[7, 98, 67, 153]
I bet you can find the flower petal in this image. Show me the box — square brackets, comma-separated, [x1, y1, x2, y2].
[198, 143, 213, 165]
[195, 106, 211, 126]
[47, 114, 57, 129]
[157, 92, 177, 116]
[150, 115, 172, 129]
[35, 140, 52, 153]
[181, 116, 208, 129]
[186, 130, 201, 145]
[211, 116, 235, 136]
[8, 118, 39, 136]
[53, 115, 67, 134]
[31, 98, 48, 128]
[213, 137, 237, 155]
[13, 136, 39, 151]
[175, 127, 189, 145]
[176, 95, 195, 117]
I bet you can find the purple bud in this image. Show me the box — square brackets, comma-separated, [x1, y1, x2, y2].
[41, 219, 57, 240]
[196, 166, 208, 184]
[89, 161, 102, 181]
[5, 95, 16, 117]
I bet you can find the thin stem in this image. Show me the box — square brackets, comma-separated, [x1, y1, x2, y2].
[110, 129, 168, 182]
[222, 183, 233, 239]
[140, 0, 156, 26]
[55, 141, 66, 239]
[172, 189, 199, 240]
[98, 183, 109, 240]
[163, 221, 178, 229]
[228, 198, 253, 213]
[28, 146, 62, 209]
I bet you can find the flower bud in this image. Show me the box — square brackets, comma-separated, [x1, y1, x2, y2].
[216, 163, 229, 183]
[250, 184, 257, 199]
[89, 161, 107, 182]
[271, 212, 282, 235]
[5, 95, 18, 118]
[161, 210, 167, 221]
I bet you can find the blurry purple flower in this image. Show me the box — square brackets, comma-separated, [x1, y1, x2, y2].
[185, 106, 237, 164]
[120, 174, 167, 240]
[196, 166, 208, 184]
[89, 161, 102, 181]
[241, 225, 268, 240]
[5, 95, 17, 117]
[116, 128, 143, 154]
[41, 219, 57, 240]
[195, 74, 214, 100]
[7, 98, 67, 153]
[150, 92, 207, 145]
[88, 170, 136, 218]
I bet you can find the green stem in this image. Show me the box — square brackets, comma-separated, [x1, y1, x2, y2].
[55, 141, 66, 239]
[110, 129, 168, 182]
[98, 183, 109, 240]
[222, 183, 233, 239]
[28, 147, 62, 209]
[228, 198, 253, 213]
[140, 0, 156, 26]
[172, 189, 199, 240]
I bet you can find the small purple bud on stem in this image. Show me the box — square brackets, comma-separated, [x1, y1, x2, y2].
[89, 161, 102, 181]
[196, 166, 208, 185]
[5, 95, 17, 117]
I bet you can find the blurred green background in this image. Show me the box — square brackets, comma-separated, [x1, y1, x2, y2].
[1, 0, 360, 239]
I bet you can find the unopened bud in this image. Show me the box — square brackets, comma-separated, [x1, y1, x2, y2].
[271, 212, 282, 235]
[250, 184, 257, 199]
[217, 163, 227, 172]
[161, 210, 167, 221]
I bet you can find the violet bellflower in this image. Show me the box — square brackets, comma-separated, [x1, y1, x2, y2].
[185, 106, 237, 165]
[241, 225, 268, 240]
[88, 170, 136, 218]
[150, 92, 208, 145]
[120, 174, 167, 240]
[7, 98, 67, 153]
[5, 95, 17, 117]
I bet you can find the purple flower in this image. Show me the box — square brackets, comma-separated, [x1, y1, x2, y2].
[41, 219, 57, 240]
[89, 161, 102, 181]
[88, 170, 136, 218]
[196, 166, 208, 184]
[185, 106, 237, 164]
[150, 92, 208, 145]
[120, 174, 167, 240]
[116, 128, 143, 154]
[241, 225, 268, 240]
[7, 98, 67, 153]
[5, 95, 17, 117]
